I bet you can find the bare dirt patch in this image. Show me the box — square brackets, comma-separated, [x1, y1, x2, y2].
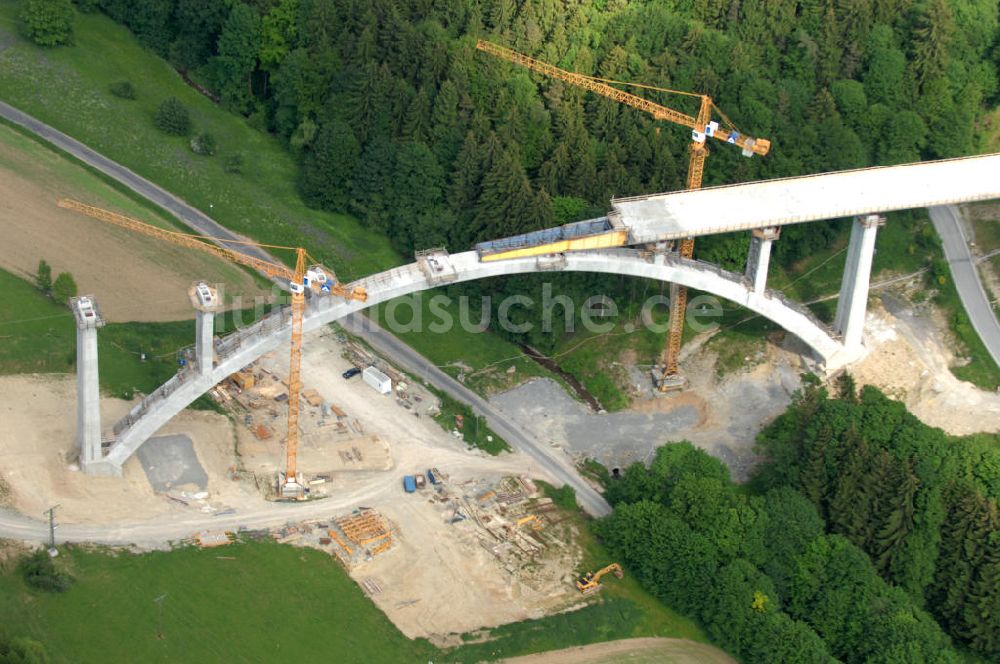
[493, 283, 1000, 485]
[493, 339, 802, 481]
[228, 330, 582, 640]
[0, 328, 586, 640]
[501, 637, 737, 664]
[0, 373, 256, 524]
[850, 297, 1000, 435]
[0, 124, 268, 322]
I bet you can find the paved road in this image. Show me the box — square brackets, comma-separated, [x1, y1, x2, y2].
[343, 315, 612, 517]
[929, 206, 1000, 368]
[0, 101, 278, 266]
[0, 101, 610, 543]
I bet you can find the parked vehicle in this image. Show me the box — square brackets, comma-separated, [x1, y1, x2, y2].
[342, 367, 362, 379]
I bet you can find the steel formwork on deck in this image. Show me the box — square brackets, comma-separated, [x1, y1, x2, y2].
[476, 217, 626, 261]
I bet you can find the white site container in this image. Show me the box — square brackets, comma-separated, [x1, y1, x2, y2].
[362, 366, 392, 395]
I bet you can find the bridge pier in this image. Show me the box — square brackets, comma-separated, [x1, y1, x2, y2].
[71, 296, 108, 474]
[190, 282, 221, 377]
[196, 313, 214, 376]
[834, 214, 885, 349]
[745, 227, 780, 294]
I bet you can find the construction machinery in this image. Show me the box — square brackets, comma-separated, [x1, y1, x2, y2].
[516, 514, 544, 530]
[475, 40, 770, 391]
[576, 562, 624, 593]
[56, 198, 367, 497]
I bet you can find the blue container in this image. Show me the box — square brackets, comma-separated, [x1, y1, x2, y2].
[403, 476, 417, 493]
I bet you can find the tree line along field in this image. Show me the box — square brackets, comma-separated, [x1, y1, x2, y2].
[0, 5, 397, 282]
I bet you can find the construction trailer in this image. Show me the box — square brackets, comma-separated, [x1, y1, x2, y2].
[403, 475, 417, 493]
[363, 366, 392, 395]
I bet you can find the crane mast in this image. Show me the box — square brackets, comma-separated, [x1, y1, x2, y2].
[56, 198, 367, 497]
[475, 40, 769, 390]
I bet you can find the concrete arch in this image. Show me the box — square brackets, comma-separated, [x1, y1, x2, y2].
[94, 248, 849, 474]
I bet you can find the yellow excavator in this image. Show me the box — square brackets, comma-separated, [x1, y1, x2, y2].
[576, 563, 624, 593]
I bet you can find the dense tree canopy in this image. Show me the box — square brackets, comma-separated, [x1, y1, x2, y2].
[92, 0, 997, 253]
[752, 380, 1000, 660]
[599, 440, 963, 663]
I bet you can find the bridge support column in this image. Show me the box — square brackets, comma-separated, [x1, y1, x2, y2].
[72, 296, 106, 473]
[834, 215, 885, 349]
[745, 227, 780, 294]
[196, 312, 214, 376]
[190, 281, 221, 377]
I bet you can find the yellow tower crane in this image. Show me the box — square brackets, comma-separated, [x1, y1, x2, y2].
[475, 40, 770, 390]
[56, 199, 367, 497]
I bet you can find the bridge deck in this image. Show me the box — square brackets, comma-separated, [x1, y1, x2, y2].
[610, 153, 1000, 243]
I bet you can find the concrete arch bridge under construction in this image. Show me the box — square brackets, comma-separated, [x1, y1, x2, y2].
[71, 153, 1000, 476]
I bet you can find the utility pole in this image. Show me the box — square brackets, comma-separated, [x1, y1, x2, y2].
[153, 593, 168, 639]
[44, 504, 60, 553]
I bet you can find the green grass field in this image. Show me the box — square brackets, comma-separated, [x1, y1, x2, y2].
[0, 267, 76, 376]
[0, 5, 398, 281]
[0, 542, 436, 664]
[0, 119, 221, 236]
[936, 280, 1000, 390]
[977, 105, 1000, 154]
[0, 527, 716, 664]
[427, 384, 512, 455]
[0, 267, 267, 403]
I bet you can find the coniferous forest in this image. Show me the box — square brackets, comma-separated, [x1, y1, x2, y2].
[603, 380, 1000, 662]
[85, 0, 999, 345]
[77, 1, 1000, 660]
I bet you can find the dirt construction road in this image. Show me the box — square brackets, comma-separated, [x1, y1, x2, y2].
[501, 637, 737, 664]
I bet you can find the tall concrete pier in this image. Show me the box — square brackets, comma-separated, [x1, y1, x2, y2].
[745, 226, 780, 294]
[71, 296, 105, 471]
[189, 281, 221, 377]
[834, 214, 886, 348]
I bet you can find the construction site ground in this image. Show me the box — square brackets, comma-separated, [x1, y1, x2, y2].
[0, 122, 268, 322]
[501, 637, 738, 664]
[491, 287, 1000, 481]
[0, 328, 589, 640]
